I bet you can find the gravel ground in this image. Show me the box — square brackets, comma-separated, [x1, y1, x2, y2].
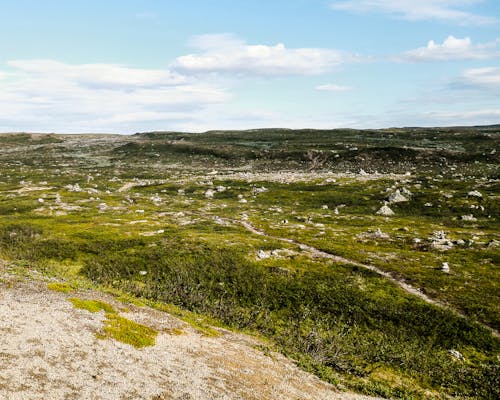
[0, 270, 383, 400]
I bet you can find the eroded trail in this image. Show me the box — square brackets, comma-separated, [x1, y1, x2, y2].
[238, 220, 500, 337]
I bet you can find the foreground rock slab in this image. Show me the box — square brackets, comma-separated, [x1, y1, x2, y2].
[0, 275, 382, 400]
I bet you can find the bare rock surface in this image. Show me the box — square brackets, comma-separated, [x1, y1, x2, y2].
[0, 271, 382, 400]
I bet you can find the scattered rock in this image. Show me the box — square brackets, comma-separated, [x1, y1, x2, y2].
[257, 250, 270, 260]
[448, 349, 465, 361]
[376, 205, 395, 216]
[430, 231, 454, 251]
[150, 194, 162, 205]
[65, 183, 82, 192]
[387, 189, 408, 204]
[461, 214, 477, 222]
[359, 228, 390, 240]
[257, 249, 298, 260]
[252, 186, 268, 195]
[401, 187, 412, 196]
[467, 190, 482, 198]
[441, 262, 450, 273]
[204, 189, 215, 198]
[487, 239, 499, 248]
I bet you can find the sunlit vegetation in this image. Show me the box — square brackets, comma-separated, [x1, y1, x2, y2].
[0, 127, 498, 398]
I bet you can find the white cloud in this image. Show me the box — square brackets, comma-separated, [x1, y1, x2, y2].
[461, 67, 500, 88]
[6, 59, 187, 88]
[330, 0, 497, 25]
[174, 34, 354, 76]
[315, 84, 352, 91]
[400, 36, 500, 61]
[0, 60, 230, 133]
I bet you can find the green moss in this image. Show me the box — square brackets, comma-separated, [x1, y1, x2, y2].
[47, 282, 73, 293]
[68, 297, 115, 313]
[99, 312, 158, 348]
[68, 296, 158, 347]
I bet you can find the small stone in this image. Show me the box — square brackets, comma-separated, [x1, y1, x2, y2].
[387, 189, 408, 203]
[376, 205, 395, 216]
[467, 190, 482, 198]
[487, 240, 499, 248]
[441, 262, 450, 273]
[448, 349, 464, 360]
[257, 250, 270, 260]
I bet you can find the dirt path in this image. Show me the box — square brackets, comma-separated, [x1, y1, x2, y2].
[0, 269, 382, 400]
[238, 220, 500, 337]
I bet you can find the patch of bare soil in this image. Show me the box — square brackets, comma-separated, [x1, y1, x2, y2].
[0, 271, 382, 400]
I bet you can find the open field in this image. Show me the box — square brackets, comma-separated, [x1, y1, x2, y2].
[0, 127, 499, 399]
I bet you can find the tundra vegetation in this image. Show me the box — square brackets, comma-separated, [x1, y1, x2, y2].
[0, 127, 498, 399]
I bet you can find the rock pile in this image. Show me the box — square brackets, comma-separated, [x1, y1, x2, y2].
[376, 205, 395, 216]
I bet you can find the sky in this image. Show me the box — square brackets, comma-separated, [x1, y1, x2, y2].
[0, 0, 499, 133]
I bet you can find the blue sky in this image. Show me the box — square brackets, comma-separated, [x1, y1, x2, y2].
[0, 0, 499, 133]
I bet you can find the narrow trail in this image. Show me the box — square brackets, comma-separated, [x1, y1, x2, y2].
[238, 220, 500, 338]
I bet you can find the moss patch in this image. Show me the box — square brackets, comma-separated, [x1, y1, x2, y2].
[68, 297, 116, 313]
[99, 312, 158, 348]
[68, 297, 158, 348]
[47, 282, 73, 293]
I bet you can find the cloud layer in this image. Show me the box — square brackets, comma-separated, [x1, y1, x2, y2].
[0, 60, 229, 132]
[330, 0, 496, 25]
[1, 29, 499, 133]
[400, 36, 500, 61]
[174, 34, 353, 76]
[462, 67, 500, 89]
